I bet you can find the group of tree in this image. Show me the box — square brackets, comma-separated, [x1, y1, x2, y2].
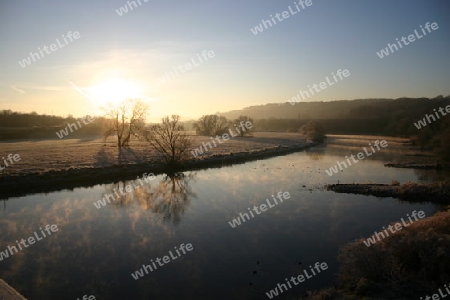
[5, 95, 449, 164]
[223, 96, 450, 161]
[193, 114, 253, 137]
[0, 110, 63, 127]
[0, 110, 106, 140]
[101, 99, 192, 167]
[101, 105, 256, 166]
[299, 120, 326, 142]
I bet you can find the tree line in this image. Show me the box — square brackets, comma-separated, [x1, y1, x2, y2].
[97, 99, 255, 167]
[1, 96, 449, 161]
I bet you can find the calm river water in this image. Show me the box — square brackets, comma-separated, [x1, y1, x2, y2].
[0, 136, 445, 299]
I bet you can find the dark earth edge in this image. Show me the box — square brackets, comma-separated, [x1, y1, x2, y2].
[384, 162, 447, 169]
[326, 182, 450, 204]
[0, 142, 317, 201]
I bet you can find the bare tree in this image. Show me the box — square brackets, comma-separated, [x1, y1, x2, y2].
[103, 99, 148, 147]
[299, 120, 326, 142]
[142, 115, 192, 166]
[234, 115, 254, 137]
[193, 115, 229, 136]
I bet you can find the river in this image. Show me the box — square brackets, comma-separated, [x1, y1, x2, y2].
[0, 135, 445, 299]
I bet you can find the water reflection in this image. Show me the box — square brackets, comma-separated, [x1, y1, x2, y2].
[413, 168, 450, 182]
[305, 149, 325, 161]
[0, 138, 445, 300]
[147, 172, 196, 224]
[104, 172, 196, 224]
[0, 172, 199, 299]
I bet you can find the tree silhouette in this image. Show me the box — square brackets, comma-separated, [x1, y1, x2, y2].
[193, 115, 229, 136]
[142, 115, 192, 167]
[103, 98, 148, 148]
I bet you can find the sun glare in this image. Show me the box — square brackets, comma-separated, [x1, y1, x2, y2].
[89, 77, 142, 107]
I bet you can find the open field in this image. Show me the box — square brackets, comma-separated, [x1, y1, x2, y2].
[2, 133, 440, 177]
[0, 132, 308, 176]
[0, 132, 314, 200]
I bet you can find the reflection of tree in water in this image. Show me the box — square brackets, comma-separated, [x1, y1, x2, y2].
[103, 172, 196, 224]
[148, 172, 196, 224]
[306, 149, 324, 161]
[414, 168, 449, 182]
[1, 199, 7, 211]
[2, 173, 196, 299]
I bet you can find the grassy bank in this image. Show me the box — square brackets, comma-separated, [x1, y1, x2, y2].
[0, 138, 315, 200]
[326, 181, 450, 204]
[303, 208, 450, 300]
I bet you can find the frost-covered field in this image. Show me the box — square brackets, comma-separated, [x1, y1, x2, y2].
[0, 132, 307, 175]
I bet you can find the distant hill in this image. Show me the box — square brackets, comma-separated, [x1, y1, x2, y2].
[216, 98, 395, 120]
[214, 96, 450, 161]
[216, 97, 450, 121]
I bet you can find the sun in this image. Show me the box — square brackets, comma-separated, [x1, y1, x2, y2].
[70, 73, 159, 115]
[88, 77, 142, 107]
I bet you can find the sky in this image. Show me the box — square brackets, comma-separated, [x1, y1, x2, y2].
[0, 0, 449, 121]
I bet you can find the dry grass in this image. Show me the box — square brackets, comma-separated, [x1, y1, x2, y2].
[0, 132, 307, 176]
[304, 208, 450, 300]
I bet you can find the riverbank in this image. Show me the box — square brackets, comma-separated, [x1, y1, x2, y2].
[302, 208, 450, 300]
[310, 179, 450, 299]
[326, 181, 450, 204]
[384, 162, 448, 169]
[0, 133, 315, 200]
[0, 279, 27, 300]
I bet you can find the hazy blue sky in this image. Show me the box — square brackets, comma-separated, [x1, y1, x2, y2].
[1, 0, 449, 120]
